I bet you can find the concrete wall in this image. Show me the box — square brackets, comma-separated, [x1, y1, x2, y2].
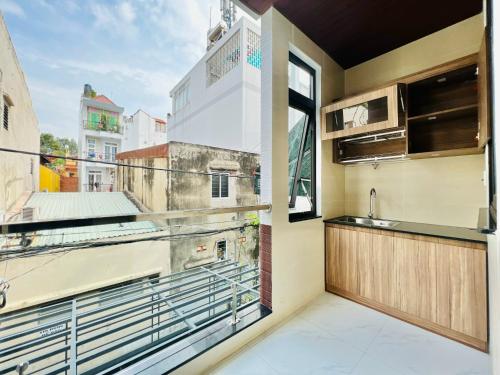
[0, 14, 39, 218]
[343, 14, 487, 228]
[168, 18, 261, 153]
[116, 142, 261, 273]
[2, 235, 169, 313]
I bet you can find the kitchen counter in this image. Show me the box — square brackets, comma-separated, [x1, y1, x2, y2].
[324, 216, 487, 244]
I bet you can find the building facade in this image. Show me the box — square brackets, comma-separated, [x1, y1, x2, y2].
[116, 141, 260, 273]
[168, 17, 261, 154]
[77, 85, 124, 192]
[122, 109, 167, 152]
[0, 14, 40, 221]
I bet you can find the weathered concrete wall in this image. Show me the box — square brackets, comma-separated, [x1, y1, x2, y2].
[0, 15, 40, 218]
[116, 142, 260, 273]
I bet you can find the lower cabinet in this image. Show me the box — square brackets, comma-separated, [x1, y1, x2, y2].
[325, 224, 488, 351]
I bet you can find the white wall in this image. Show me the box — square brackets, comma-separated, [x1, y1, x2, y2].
[168, 18, 261, 154]
[0, 14, 39, 218]
[122, 110, 167, 152]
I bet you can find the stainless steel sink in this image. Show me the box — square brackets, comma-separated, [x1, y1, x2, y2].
[338, 216, 400, 228]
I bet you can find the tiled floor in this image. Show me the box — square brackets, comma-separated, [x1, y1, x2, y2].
[212, 293, 491, 375]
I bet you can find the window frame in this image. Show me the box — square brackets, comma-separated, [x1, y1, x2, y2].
[211, 172, 229, 198]
[288, 52, 317, 222]
[216, 240, 227, 260]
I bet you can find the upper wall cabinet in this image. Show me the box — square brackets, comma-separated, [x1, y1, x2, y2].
[406, 55, 484, 158]
[321, 84, 405, 140]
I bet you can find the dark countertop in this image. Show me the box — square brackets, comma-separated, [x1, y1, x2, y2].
[324, 216, 487, 244]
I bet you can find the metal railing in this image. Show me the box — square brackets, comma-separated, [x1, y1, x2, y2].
[82, 184, 114, 193]
[82, 151, 117, 162]
[0, 261, 260, 375]
[82, 120, 122, 135]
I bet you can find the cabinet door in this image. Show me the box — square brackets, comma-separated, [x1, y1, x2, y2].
[436, 243, 487, 341]
[478, 31, 490, 148]
[369, 231, 396, 308]
[321, 85, 400, 140]
[325, 226, 359, 294]
[394, 234, 437, 322]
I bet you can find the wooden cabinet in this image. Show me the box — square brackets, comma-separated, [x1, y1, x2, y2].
[324, 33, 491, 163]
[325, 224, 487, 351]
[321, 84, 404, 140]
[405, 57, 482, 158]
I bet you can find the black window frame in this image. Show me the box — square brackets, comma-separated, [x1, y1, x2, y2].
[211, 172, 229, 198]
[288, 52, 317, 222]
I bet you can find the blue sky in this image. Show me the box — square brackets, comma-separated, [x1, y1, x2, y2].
[0, 0, 253, 139]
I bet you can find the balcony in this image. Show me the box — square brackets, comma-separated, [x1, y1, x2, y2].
[82, 120, 122, 135]
[82, 151, 117, 163]
[0, 261, 260, 375]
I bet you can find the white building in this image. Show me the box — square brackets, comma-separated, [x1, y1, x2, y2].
[0, 14, 39, 221]
[78, 85, 124, 192]
[168, 17, 261, 154]
[122, 109, 167, 152]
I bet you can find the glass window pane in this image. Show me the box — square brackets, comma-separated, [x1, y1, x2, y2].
[211, 174, 220, 197]
[326, 97, 388, 132]
[220, 174, 229, 197]
[288, 107, 312, 214]
[288, 61, 313, 99]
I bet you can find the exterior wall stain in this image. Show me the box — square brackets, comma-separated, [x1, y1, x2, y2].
[116, 142, 260, 272]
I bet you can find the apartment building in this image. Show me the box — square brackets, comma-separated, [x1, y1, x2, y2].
[0, 14, 39, 221]
[122, 109, 167, 152]
[77, 84, 124, 192]
[168, 17, 261, 154]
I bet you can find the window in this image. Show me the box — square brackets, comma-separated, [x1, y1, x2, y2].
[288, 52, 316, 221]
[172, 82, 189, 113]
[3, 103, 8, 130]
[216, 240, 227, 260]
[87, 138, 96, 158]
[104, 142, 118, 161]
[206, 31, 240, 86]
[155, 121, 166, 133]
[212, 173, 229, 198]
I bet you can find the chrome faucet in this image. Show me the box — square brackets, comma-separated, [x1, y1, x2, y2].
[368, 188, 376, 219]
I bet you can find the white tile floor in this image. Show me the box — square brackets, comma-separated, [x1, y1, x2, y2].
[212, 293, 491, 375]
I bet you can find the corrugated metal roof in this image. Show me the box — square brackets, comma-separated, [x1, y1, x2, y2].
[25, 192, 159, 246]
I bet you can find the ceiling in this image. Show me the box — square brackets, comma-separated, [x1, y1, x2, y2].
[238, 0, 483, 68]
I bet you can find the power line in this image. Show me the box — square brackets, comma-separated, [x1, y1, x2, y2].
[0, 147, 259, 180]
[1, 223, 254, 260]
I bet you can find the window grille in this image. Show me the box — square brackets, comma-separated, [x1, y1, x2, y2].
[206, 31, 241, 86]
[246, 29, 262, 69]
[3, 103, 8, 130]
[212, 173, 229, 198]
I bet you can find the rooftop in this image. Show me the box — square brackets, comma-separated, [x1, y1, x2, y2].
[23, 192, 158, 247]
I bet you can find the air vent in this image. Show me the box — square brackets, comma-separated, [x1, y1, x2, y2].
[22, 207, 37, 221]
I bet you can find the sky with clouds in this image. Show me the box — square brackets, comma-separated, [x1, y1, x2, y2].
[0, 0, 255, 139]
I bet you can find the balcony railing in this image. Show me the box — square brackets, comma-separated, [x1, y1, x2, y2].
[82, 151, 117, 162]
[82, 120, 122, 134]
[83, 183, 114, 192]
